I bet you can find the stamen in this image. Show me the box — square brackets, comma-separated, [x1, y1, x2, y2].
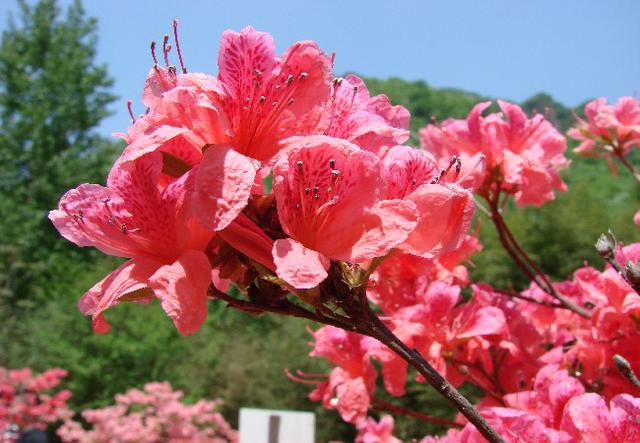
[172, 19, 187, 74]
[299, 72, 308, 80]
[297, 160, 304, 172]
[253, 68, 262, 77]
[304, 187, 310, 195]
[330, 52, 336, 67]
[272, 100, 278, 107]
[411, 178, 417, 185]
[150, 41, 159, 67]
[120, 223, 127, 234]
[287, 98, 295, 105]
[332, 77, 343, 87]
[331, 170, 339, 182]
[286, 74, 294, 85]
[162, 34, 171, 67]
[259, 95, 266, 103]
[127, 100, 135, 123]
[329, 159, 336, 169]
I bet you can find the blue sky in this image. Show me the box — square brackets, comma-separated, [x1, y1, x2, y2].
[1, 0, 639, 136]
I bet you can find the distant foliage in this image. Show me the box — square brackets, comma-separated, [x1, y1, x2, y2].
[0, 0, 119, 306]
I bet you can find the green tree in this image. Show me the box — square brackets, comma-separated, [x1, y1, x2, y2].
[0, 0, 119, 306]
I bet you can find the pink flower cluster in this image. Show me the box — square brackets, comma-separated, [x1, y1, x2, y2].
[57, 381, 237, 443]
[421, 100, 570, 207]
[0, 367, 72, 441]
[568, 96, 640, 158]
[296, 239, 640, 442]
[50, 26, 474, 335]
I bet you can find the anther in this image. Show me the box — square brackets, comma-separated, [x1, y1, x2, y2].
[101, 198, 111, 204]
[299, 72, 308, 80]
[168, 66, 177, 75]
[150, 41, 159, 67]
[272, 101, 278, 107]
[108, 215, 116, 225]
[245, 97, 250, 104]
[253, 68, 262, 77]
[172, 19, 187, 74]
[259, 95, 266, 103]
[313, 186, 319, 194]
[332, 77, 343, 87]
[297, 160, 304, 171]
[286, 74, 294, 85]
[162, 34, 171, 67]
[287, 98, 295, 105]
[411, 178, 417, 185]
[127, 100, 135, 123]
[329, 159, 336, 169]
[120, 223, 127, 234]
[304, 187, 310, 195]
[331, 170, 339, 182]
[129, 227, 142, 234]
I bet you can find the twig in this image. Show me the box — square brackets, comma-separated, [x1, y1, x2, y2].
[372, 398, 463, 429]
[613, 354, 640, 390]
[356, 294, 505, 443]
[487, 196, 591, 318]
[614, 151, 640, 183]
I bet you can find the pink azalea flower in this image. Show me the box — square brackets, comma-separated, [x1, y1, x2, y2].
[503, 364, 585, 428]
[380, 145, 475, 258]
[317, 74, 410, 155]
[569, 96, 640, 157]
[272, 135, 417, 288]
[421, 100, 569, 207]
[560, 393, 640, 442]
[307, 326, 377, 423]
[355, 415, 402, 443]
[49, 152, 213, 335]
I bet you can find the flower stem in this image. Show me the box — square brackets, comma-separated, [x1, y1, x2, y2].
[615, 151, 640, 183]
[359, 301, 505, 443]
[371, 398, 463, 429]
[211, 280, 504, 442]
[486, 195, 591, 318]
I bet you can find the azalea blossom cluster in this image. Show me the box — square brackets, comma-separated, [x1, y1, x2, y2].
[299, 239, 640, 442]
[568, 96, 640, 162]
[292, 100, 640, 441]
[49, 25, 475, 336]
[0, 367, 72, 442]
[48, 20, 640, 443]
[421, 100, 570, 207]
[57, 381, 237, 443]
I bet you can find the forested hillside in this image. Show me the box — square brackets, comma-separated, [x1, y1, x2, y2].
[1, 3, 638, 442]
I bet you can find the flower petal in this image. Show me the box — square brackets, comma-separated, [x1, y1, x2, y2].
[148, 250, 212, 336]
[78, 258, 161, 333]
[191, 145, 257, 231]
[273, 238, 330, 289]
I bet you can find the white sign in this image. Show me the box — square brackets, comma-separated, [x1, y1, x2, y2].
[239, 408, 315, 443]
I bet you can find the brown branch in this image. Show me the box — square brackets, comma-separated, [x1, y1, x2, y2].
[487, 196, 591, 318]
[372, 398, 463, 429]
[614, 150, 640, 183]
[355, 296, 505, 443]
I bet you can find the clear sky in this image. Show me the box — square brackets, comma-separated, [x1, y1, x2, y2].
[1, 0, 639, 136]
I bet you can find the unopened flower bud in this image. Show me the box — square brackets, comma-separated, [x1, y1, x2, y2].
[625, 261, 640, 286]
[595, 233, 615, 259]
